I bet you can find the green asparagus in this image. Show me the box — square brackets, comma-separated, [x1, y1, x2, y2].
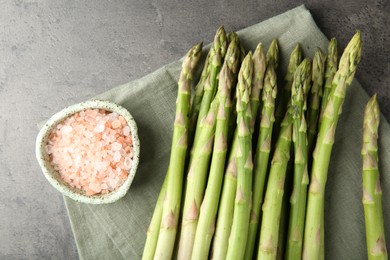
[192, 26, 227, 152]
[227, 32, 244, 143]
[266, 39, 279, 68]
[319, 38, 338, 123]
[317, 39, 338, 259]
[177, 99, 218, 260]
[362, 95, 388, 260]
[142, 176, 167, 260]
[226, 52, 254, 260]
[245, 40, 278, 260]
[190, 38, 240, 260]
[286, 59, 312, 260]
[274, 44, 302, 134]
[211, 151, 238, 260]
[303, 31, 362, 260]
[153, 43, 202, 260]
[307, 48, 326, 154]
[253, 39, 278, 134]
[257, 109, 293, 260]
[188, 48, 210, 149]
[249, 43, 267, 132]
[212, 53, 255, 260]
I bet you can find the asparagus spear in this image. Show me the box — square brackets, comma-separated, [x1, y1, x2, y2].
[226, 53, 254, 260]
[303, 31, 362, 260]
[308, 49, 326, 260]
[257, 110, 293, 260]
[286, 59, 312, 260]
[191, 38, 240, 260]
[307, 48, 326, 154]
[153, 43, 202, 260]
[212, 54, 253, 260]
[142, 176, 167, 260]
[362, 95, 388, 260]
[319, 38, 338, 123]
[190, 27, 229, 144]
[274, 44, 302, 134]
[177, 98, 218, 260]
[245, 41, 278, 260]
[317, 39, 338, 259]
[192, 26, 227, 152]
[273, 45, 302, 260]
[176, 29, 227, 259]
[212, 54, 256, 260]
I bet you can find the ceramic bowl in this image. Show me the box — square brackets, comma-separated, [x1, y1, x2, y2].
[35, 99, 140, 204]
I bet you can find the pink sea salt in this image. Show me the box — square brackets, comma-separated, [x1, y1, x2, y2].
[47, 108, 134, 196]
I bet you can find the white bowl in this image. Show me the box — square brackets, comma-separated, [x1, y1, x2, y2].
[36, 99, 140, 204]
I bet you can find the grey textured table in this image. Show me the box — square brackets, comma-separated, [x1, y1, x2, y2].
[0, 1, 388, 259]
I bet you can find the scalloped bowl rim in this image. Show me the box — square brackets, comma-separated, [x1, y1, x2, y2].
[35, 99, 140, 204]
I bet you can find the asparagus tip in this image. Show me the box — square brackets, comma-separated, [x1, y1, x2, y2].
[285, 43, 303, 81]
[364, 94, 380, 130]
[214, 26, 228, 57]
[341, 30, 362, 66]
[266, 39, 279, 68]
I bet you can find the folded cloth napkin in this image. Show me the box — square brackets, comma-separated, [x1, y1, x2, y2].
[46, 5, 389, 259]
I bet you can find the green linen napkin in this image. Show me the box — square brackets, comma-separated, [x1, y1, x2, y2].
[45, 5, 389, 259]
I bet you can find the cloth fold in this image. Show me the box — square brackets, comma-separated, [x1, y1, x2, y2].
[47, 5, 389, 259]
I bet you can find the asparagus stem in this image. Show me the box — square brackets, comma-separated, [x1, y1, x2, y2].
[176, 29, 227, 260]
[303, 31, 362, 260]
[257, 109, 293, 260]
[307, 48, 326, 155]
[307, 49, 326, 260]
[286, 59, 312, 260]
[275, 159, 293, 260]
[177, 99, 218, 260]
[245, 41, 278, 260]
[211, 151, 238, 260]
[212, 52, 257, 260]
[226, 53, 254, 260]
[153, 43, 202, 260]
[273, 45, 300, 260]
[212, 54, 253, 260]
[142, 176, 168, 260]
[362, 95, 388, 260]
[317, 39, 338, 259]
[190, 38, 240, 260]
[319, 38, 338, 124]
[191, 26, 227, 152]
[274, 44, 302, 135]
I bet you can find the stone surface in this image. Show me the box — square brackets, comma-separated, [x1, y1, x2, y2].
[0, 0, 388, 258]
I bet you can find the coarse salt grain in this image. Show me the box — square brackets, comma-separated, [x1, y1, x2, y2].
[94, 124, 105, 133]
[111, 142, 122, 151]
[124, 157, 132, 171]
[123, 126, 130, 136]
[111, 120, 121, 129]
[47, 108, 134, 196]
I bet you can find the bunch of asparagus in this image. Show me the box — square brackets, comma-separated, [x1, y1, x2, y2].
[142, 27, 387, 260]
